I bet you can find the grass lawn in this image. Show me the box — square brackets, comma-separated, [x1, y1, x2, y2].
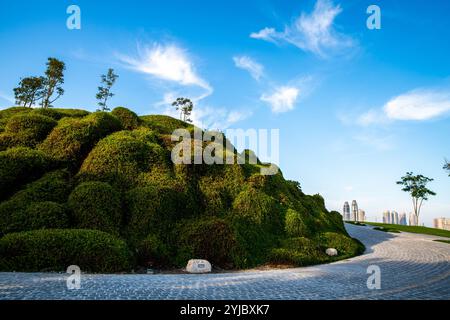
[364, 222, 450, 238]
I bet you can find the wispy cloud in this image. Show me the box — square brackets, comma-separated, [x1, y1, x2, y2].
[355, 87, 450, 126]
[159, 101, 251, 130]
[0, 91, 14, 108]
[233, 55, 264, 81]
[261, 86, 300, 113]
[250, 0, 354, 57]
[117, 43, 212, 95]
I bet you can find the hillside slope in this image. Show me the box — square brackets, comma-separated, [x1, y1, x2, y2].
[0, 106, 363, 272]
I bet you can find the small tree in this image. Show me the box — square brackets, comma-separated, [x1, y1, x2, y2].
[41, 58, 66, 108]
[444, 160, 450, 176]
[396, 172, 436, 223]
[13, 76, 45, 107]
[96, 68, 119, 112]
[172, 97, 193, 123]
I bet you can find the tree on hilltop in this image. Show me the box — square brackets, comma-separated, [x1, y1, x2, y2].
[96, 68, 119, 112]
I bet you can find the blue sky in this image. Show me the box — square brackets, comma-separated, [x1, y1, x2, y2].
[1, 0, 449, 226]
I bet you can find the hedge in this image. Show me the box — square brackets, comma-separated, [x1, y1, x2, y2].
[0, 147, 50, 201]
[68, 182, 122, 236]
[0, 170, 72, 234]
[175, 217, 238, 268]
[111, 107, 140, 130]
[3, 113, 57, 148]
[0, 229, 132, 273]
[78, 130, 165, 188]
[125, 185, 186, 246]
[38, 112, 122, 166]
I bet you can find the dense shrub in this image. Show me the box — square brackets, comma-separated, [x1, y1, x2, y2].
[125, 185, 186, 246]
[22, 202, 69, 230]
[269, 237, 326, 266]
[199, 164, 245, 216]
[0, 147, 50, 201]
[112, 107, 140, 130]
[316, 232, 365, 258]
[78, 130, 165, 188]
[0, 229, 131, 272]
[285, 208, 308, 237]
[232, 187, 280, 227]
[31, 108, 90, 120]
[140, 114, 192, 134]
[176, 217, 238, 268]
[68, 182, 122, 236]
[0, 170, 72, 234]
[0, 107, 32, 131]
[136, 234, 170, 268]
[2, 113, 57, 148]
[39, 112, 122, 166]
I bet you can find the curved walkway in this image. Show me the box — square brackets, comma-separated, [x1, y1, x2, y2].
[1, 224, 449, 300]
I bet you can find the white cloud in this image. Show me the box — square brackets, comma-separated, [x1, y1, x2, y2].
[117, 43, 212, 93]
[160, 103, 251, 130]
[250, 0, 354, 57]
[261, 86, 299, 113]
[233, 56, 264, 81]
[353, 87, 450, 126]
[384, 89, 450, 121]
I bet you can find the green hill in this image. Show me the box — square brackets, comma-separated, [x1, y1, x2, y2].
[0, 106, 363, 272]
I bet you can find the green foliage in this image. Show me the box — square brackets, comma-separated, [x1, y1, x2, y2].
[366, 222, 450, 238]
[96, 68, 119, 111]
[68, 182, 122, 236]
[140, 114, 192, 134]
[175, 217, 238, 268]
[136, 234, 170, 268]
[13, 76, 45, 107]
[78, 129, 166, 188]
[285, 208, 308, 237]
[0, 147, 50, 200]
[22, 202, 69, 230]
[111, 107, 140, 130]
[2, 113, 57, 148]
[41, 57, 66, 108]
[125, 185, 186, 246]
[39, 112, 122, 166]
[0, 229, 131, 272]
[31, 108, 90, 121]
[232, 187, 281, 228]
[269, 237, 326, 266]
[0, 170, 72, 234]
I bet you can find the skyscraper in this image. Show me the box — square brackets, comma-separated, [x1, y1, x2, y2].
[392, 211, 399, 225]
[343, 201, 351, 221]
[383, 210, 391, 224]
[399, 213, 407, 226]
[433, 217, 450, 231]
[358, 209, 366, 222]
[351, 200, 358, 222]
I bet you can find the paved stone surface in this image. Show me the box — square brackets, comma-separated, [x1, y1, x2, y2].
[1, 224, 449, 300]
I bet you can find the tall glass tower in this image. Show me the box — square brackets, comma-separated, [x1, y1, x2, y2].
[351, 200, 358, 222]
[343, 202, 350, 221]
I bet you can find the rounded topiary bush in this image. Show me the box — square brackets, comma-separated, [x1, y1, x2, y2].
[68, 182, 122, 236]
[4, 113, 57, 148]
[78, 130, 166, 188]
[125, 185, 186, 246]
[176, 217, 238, 268]
[0, 147, 50, 201]
[316, 232, 364, 258]
[23, 202, 70, 230]
[0, 170, 72, 235]
[136, 234, 170, 268]
[39, 112, 122, 165]
[0, 229, 132, 272]
[111, 107, 140, 130]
